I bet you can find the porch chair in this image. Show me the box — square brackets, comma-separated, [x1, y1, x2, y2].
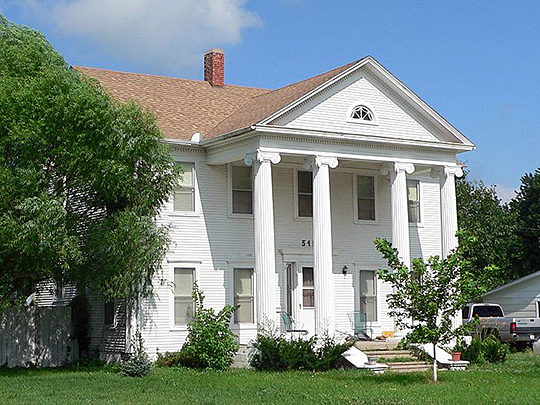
[280, 312, 308, 335]
[348, 311, 373, 340]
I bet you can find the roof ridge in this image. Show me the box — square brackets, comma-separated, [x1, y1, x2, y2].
[73, 65, 270, 91]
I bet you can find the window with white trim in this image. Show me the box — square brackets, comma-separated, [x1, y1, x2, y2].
[174, 267, 195, 325]
[536, 301, 540, 318]
[234, 268, 254, 323]
[232, 166, 253, 214]
[359, 271, 377, 322]
[350, 105, 374, 121]
[407, 180, 421, 223]
[356, 175, 376, 221]
[174, 162, 195, 211]
[297, 170, 313, 218]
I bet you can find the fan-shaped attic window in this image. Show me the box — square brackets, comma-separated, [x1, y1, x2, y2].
[351, 105, 374, 121]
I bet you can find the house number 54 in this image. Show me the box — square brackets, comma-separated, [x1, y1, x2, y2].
[301, 240, 312, 247]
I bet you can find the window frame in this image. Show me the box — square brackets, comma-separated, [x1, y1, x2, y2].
[169, 263, 199, 331]
[536, 301, 540, 318]
[353, 171, 379, 224]
[228, 163, 254, 219]
[407, 179, 422, 225]
[228, 261, 256, 329]
[346, 101, 379, 125]
[103, 298, 117, 329]
[171, 160, 200, 216]
[357, 270, 378, 323]
[293, 168, 313, 221]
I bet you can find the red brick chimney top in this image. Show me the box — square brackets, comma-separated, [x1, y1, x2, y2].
[204, 49, 224, 87]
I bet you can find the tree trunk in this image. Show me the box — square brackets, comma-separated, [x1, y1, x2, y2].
[432, 342, 438, 382]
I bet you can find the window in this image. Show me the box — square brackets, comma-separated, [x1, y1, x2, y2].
[357, 175, 376, 221]
[174, 162, 195, 211]
[350, 105, 374, 121]
[407, 180, 420, 223]
[232, 166, 252, 214]
[104, 299, 115, 326]
[234, 268, 254, 323]
[174, 268, 195, 325]
[535, 301, 540, 318]
[302, 267, 315, 308]
[359, 271, 377, 322]
[297, 171, 313, 218]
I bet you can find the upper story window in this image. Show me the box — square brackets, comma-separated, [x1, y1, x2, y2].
[356, 175, 376, 221]
[232, 166, 253, 214]
[297, 170, 313, 218]
[174, 162, 195, 212]
[407, 180, 421, 223]
[103, 299, 116, 327]
[350, 105, 374, 122]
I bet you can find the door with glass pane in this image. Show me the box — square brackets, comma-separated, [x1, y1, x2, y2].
[299, 266, 315, 334]
[358, 271, 377, 337]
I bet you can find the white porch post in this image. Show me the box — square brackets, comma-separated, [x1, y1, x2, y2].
[431, 166, 464, 258]
[381, 162, 415, 267]
[432, 165, 464, 330]
[306, 156, 339, 335]
[245, 150, 281, 325]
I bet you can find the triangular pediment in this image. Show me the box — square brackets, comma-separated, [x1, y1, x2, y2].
[258, 58, 474, 149]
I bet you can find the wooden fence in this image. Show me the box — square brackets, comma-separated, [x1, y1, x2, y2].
[0, 306, 77, 367]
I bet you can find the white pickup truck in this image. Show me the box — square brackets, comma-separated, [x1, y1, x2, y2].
[462, 303, 540, 346]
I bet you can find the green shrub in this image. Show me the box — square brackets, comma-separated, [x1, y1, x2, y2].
[118, 331, 152, 377]
[462, 336, 509, 364]
[249, 326, 352, 371]
[178, 283, 239, 370]
[154, 350, 199, 368]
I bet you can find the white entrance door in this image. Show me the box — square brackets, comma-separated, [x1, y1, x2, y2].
[285, 263, 315, 335]
[299, 266, 315, 334]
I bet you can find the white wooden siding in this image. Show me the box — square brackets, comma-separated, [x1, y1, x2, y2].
[274, 68, 441, 144]
[483, 275, 540, 318]
[139, 148, 445, 357]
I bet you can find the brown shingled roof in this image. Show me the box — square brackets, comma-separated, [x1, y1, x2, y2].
[75, 66, 269, 141]
[205, 59, 361, 138]
[76, 59, 362, 141]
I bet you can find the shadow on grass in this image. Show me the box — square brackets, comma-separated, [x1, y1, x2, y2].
[0, 359, 117, 376]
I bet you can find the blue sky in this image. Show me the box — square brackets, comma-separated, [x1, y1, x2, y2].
[2, 1, 539, 201]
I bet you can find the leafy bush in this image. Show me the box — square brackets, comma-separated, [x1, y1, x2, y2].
[249, 326, 352, 371]
[462, 336, 509, 364]
[176, 283, 239, 370]
[154, 350, 198, 368]
[118, 331, 152, 377]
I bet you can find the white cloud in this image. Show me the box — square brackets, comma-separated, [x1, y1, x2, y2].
[495, 184, 517, 203]
[22, 0, 261, 74]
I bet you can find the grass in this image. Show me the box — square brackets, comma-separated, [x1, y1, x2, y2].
[1, 353, 540, 404]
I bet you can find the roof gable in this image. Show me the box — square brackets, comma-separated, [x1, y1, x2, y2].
[483, 270, 540, 296]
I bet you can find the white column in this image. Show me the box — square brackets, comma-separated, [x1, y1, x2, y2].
[431, 166, 464, 258]
[381, 162, 415, 267]
[306, 155, 339, 335]
[245, 150, 281, 325]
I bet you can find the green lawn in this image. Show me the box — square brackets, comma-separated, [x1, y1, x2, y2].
[1, 353, 540, 404]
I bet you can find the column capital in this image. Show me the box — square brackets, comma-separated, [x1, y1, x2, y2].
[244, 150, 281, 166]
[430, 165, 464, 179]
[304, 155, 339, 170]
[380, 162, 415, 176]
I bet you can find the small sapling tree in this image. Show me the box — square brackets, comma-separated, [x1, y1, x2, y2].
[374, 238, 487, 382]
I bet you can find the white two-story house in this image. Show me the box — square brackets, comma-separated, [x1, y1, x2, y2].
[76, 50, 474, 358]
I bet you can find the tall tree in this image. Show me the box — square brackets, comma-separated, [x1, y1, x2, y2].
[511, 168, 540, 278]
[456, 173, 517, 288]
[0, 15, 180, 306]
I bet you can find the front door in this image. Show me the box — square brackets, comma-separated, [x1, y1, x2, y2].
[299, 266, 315, 334]
[285, 263, 316, 335]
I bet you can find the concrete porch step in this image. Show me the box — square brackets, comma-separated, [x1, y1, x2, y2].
[362, 350, 411, 357]
[231, 345, 249, 369]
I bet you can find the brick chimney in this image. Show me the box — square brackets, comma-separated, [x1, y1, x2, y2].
[204, 49, 224, 86]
